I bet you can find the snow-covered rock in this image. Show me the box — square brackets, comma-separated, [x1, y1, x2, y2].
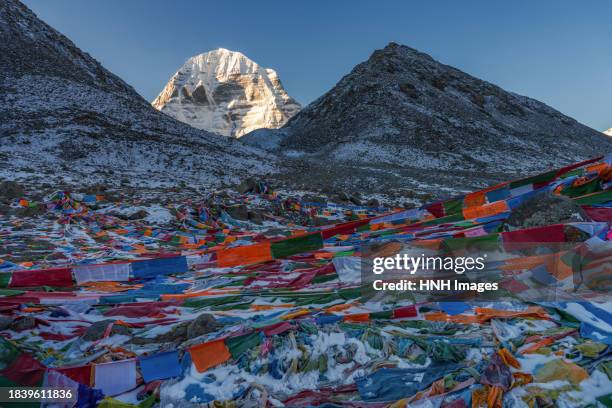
[152, 49, 300, 138]
[603, 128, 612, 136]
[0, 0, 275, 188]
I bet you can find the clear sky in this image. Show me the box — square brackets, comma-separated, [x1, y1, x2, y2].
[23, 0, 612, 131]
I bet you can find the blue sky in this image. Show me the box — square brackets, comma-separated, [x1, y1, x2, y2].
[23, 0, 612, 130]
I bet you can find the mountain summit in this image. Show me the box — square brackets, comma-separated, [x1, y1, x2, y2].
[245, 42, 612, 195]
[0, 0, 273, 187]
[152, 49, 300, 138]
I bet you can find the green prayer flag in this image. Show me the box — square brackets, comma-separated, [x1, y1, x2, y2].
[370, 310, 393, 320]
[509, 169, 557, 189]
[421, 213, 465, 227]
[271, 233, 324, 259]
[574, 190, 612, 205]
[0, 338, 20, 369]
[442, 199, 463, 216]
[226, 332, 261, 359]
[441, 233, 500, 254]
[0, 273, 12, 289]
[562, 178, 601, 198]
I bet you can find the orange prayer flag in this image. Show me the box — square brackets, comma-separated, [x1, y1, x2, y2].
[487, 386, 503, 408]
[223, 236, 237, 244]
[189, 339, 231, 373]
[498, 348, 520, 369]
[426, 378, 446, 397]
[314, 252, 334, 260]
[586, 162, 608, 174]
[216, 241, 272, 267]
[370, 223, 386, 231]
[474, 306, 549, 323]
[22, 307, 44, 313]
[325, 303, 354, 313]
[343, 313, 370, 323]
[462, 200, 509, 220]
[250, 303, 294, 311]
[550, 262, 573, 281]
[281, 309, 310, 320]
[463, 191, 486, 208]
[471, 387, 488, 408]
[521, 337, 555, 354]
[512, 372, 533, 387]
[131, 244, 147, 254]
[424, 311, 481, 324]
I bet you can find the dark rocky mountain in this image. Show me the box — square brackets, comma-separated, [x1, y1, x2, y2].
[244, 43, 612, 197]
[0, 0, 273, 188]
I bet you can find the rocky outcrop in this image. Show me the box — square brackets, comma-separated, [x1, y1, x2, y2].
[504, 193, 588, 230]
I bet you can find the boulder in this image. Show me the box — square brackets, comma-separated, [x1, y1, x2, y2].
[302, 194, 327, 204]
[366, 198, 380, 208]
[248, 210, 264, 225]
[186, 313, 221, 339]
[504, 193, 588, 231]
[85, 184, 109, 195]
[14, 204, 46, 218]
[227, 204, 249, 221]
[349, 195, 362, 206]
[335, 191, 350, 202]
[10, 316, 36, 332]
[110, 209, 149, 221]
[320, 185, 334, 194]
[0, 181, 24, 200]
[236, 177, 257, 194]
[82, 320, 131, 341]
[127, 209, 149, 220]
[0, 316, 12, 331]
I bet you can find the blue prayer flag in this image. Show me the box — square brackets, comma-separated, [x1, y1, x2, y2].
[139, 351, 182, 382]
[131, 256, 189, 279]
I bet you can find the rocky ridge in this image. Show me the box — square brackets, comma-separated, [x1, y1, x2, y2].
[244, 43, 612, 197]
[0, 0, 274, 189]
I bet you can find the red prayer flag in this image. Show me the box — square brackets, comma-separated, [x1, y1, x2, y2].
[9, 267, 73, 288]
[393, 305, 417, 319]
[0, 353, 46, 386]
[502, 224, 566, 251]
[55, 365, 92, 386]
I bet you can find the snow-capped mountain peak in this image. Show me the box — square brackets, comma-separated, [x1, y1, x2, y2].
[152, 49, 300, 138]
[604, 128, 612, 136]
